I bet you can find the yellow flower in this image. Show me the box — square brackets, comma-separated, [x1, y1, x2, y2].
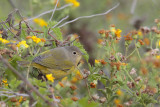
[156, 55, 160, 59]
[19, 96, 23, 103]
[0, 38, 10, 44]
[17, 41, 29, 49]
[65, 0, 80, 7]
[121, 63, 127, 66]
[71, 77, 78, 83]
[31, 36, 41, 43]
[138, 30, 142, 36]
[33, 18, 48, 27]
[2, 79, 7, 84]
[114, 99, 120, 105]
[95, 59, 100, 64]
[76, 71, 83, 79]
[46, 74, 55, 82]
[116, 89, 123, 96]
[2, 79, 8, 86]
[115, 29, 122, 38]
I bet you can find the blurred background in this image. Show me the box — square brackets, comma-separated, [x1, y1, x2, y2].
[0, 0, 160, 64]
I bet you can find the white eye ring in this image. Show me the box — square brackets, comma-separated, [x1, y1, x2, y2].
[73, 51, 77, 55]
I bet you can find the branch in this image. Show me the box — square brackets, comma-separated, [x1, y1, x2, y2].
[49, 0, 59, 21]
[13, 4, 72, 27]
[0, 55, 56, 107]
[51, 15, 69, 29]
[0, 19, 20, 40]
[58, 3, 120, 28]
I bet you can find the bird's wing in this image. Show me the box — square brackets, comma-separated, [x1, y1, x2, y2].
[32, 48, 74, 71]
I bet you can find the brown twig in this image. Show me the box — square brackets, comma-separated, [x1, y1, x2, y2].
[0, 19, 20, 41]
[0, 55, 56, 107]
[15, 9, 36, 35]
[48, 28, 60, 44]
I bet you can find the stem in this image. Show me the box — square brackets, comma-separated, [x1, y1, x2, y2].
[136, 47, 142, 61]
[34, 47, 40, 56]
[125, 46, 128, 57]
[28, 47, 33, 56]
[124, 69, 135, 83]
[126, 49, 136, 59]
[134, 40, 141, 61]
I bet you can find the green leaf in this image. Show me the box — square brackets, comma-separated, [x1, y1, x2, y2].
[78, 97, 99, 107]
[98, 89, 106, 97]
[52, 28, 63, 41]
[108, 95, 118, 103]
[61, 98, 75, 107]
[9, 78, 22, 89]
[39, 87, 47, 94]
[100, 78, 106, 86]
[105, 87, 112, 94]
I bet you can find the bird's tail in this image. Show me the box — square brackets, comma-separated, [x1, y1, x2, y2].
[17, 61, 31, 67]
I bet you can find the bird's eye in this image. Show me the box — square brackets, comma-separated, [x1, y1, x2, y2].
[73, 51, 77, 55]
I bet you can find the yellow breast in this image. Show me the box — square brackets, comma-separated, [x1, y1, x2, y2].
[32, 63, 75, 79]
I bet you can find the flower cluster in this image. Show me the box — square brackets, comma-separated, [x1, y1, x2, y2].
[65, 0, 80, 7]
[46, 74, 55, 82]
[17, 40, 29, 49]
[33, 18, 48, 27]
[0, 37, 10, 44]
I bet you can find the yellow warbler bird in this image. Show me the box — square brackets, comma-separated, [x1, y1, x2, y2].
[18, 46, 83, 79]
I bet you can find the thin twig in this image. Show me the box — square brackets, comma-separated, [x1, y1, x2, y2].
[56, 4, 73, 11]
[16, 9, 36, 35]
[0, 55, 56, 107]
[0, 20, 20, 40]
[51, 15, 69, 29]
[50, 0, 59, 21]
[13, 4, 72, 27]
[58, 3, 120, 28]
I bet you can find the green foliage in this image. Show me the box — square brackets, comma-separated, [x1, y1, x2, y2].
[1, 1, 160, 107]
[52, 28, 63, 41]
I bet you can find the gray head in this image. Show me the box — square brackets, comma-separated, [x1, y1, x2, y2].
[64, 46, 83, 65]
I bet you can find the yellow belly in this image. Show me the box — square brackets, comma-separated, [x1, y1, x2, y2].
[32, 63, 75, 79]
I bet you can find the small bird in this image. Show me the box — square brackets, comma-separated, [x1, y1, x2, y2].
[17, 46, 83, 79]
